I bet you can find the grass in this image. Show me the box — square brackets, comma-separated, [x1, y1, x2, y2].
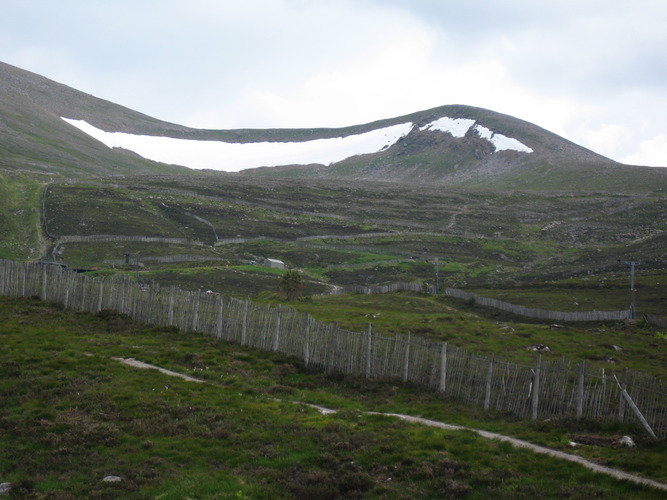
[470, 268, 667, 316]
[140, 266, 329, 297]
[1, 296, 666, 499]
[261, 291, 667, 379]
[0, 171, 45, 260]
[3, 173, 664, 315]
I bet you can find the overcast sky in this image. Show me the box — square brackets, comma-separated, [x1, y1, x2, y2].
[2, 0, 666, 167]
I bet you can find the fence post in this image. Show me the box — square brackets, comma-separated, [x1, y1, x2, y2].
[192, 293, 200, 332]
[618, 367, 628, 421]
[241, 300, 249, 345]
[303, 313, 311, 366]
[366, 323, 372, 378]
[80, 280, 87, 312]
[97, 279, 104, 312]
[577, 361, 585, 420]
[328, 323, 339, 372]
[272, 305, 281, 351]
[614, 374, 657, 439]
[168, 288, 174, 325]
[532, 355, 541, 420]
[440, 342, 448, 393]
[119, 280, 126, 314]
[215, 296, 224, 339]
[20, 263, 26, 298]
[484, 354, 494, 411]
[403, 332, 411, 383]
[63, 274, 70, 309]
[41, 265, 47, 301]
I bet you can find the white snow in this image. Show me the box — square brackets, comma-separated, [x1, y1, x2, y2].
[419, 117, 532, 153]
[62, 114, 532, 172]
[419, 117, 475, 137]
[473, 123, 533, 153]
[473, 124, 494, 141]
[61, 118, 413, 172]
[489, 133, 533, 153]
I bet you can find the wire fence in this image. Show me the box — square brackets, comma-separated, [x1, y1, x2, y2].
[1, 259, 665, 438]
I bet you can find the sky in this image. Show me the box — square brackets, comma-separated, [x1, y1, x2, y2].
[2, 0, 666, 167]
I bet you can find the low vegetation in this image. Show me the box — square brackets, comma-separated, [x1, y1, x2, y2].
[0, 171, 46, 261]
[259, 291, 667, 379]
[2, 296, 666, 498]
[3, 64, 667, 498]
[33, 176, 666, 309]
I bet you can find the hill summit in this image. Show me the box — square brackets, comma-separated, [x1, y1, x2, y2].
[1, 60, 665, 191]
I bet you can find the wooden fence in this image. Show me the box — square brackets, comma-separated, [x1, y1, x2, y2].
[57, 234, 206, 246]
[444, 288, 630, 322]
[334, 282, 428, 295]
[1, 260, 665, 438]
[103, 255, 228, 266]
[330, 282, 635, 323]
[644, 313, 667, 329]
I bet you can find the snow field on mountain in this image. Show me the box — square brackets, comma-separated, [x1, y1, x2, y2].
[62, 118, 413, 172]
[62, 115, 532, 172]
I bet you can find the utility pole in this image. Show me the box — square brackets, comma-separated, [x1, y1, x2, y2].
[619, 260, 640, 319]
[434, 258, 440, 295]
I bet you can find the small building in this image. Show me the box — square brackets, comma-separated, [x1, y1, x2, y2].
[264, 258, 285, 270]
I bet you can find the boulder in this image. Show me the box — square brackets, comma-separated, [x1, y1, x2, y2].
[526, 344, 550, 352]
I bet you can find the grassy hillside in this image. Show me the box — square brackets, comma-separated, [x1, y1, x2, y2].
[31, 175, 665, 316]
[262, 291, 667, 379]
[2, 296, 666, 499]
[0, 62, 195, 178]
[2, 169, 664, 317]
[0, 171, 47, 260]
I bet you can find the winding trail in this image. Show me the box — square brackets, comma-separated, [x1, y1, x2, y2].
[113, 357, 667, 492]
[368, 413, 667, 492]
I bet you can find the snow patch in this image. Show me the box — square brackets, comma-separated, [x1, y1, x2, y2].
[419, 117, 533, 154]
[61, 118, 413, 172]
[473, 124, 533, 153]
[490, 133, 533, 153]
[419, 117, 475, 137]
[473, 124, 494, 141]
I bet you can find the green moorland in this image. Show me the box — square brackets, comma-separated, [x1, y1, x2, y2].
[2, 296, 666, 499]
[36, 175, 667, 302]
[259, 290, 667, 378]
[0, 171, 47, 261]
[3, 172, 665, 362]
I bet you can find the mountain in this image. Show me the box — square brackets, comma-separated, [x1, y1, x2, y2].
[1, 60, 666, 191]
[0, 61, 192, 177]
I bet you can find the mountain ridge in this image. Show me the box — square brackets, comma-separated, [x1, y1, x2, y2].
[1, 60, 665, 191]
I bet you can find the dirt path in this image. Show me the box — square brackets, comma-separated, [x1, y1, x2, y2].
[112, 357, 204, 383]
[113, 357, 667, 492]
[368, 413, 667, 492]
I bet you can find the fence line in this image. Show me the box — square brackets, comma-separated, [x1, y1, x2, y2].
[1, 259, 665, 438]
[57, 234, 207, 246]
[334, 282, 427, 295]
[444, 288, 630, 322]
[331, 282, 635, 323]
[644, 313, 667, 329]
[103, 255, 228, 266]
